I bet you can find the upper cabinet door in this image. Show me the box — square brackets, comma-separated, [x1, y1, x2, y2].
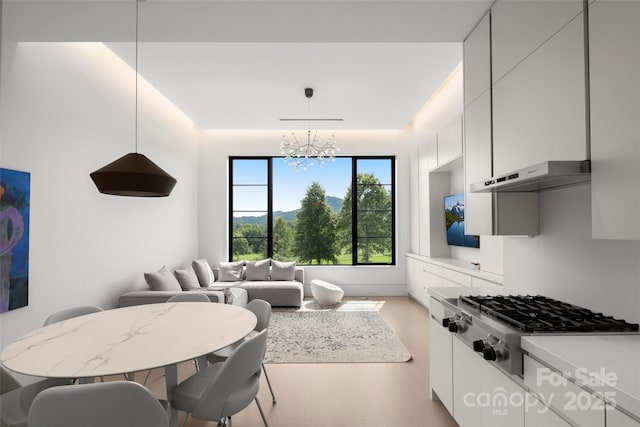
[464, 12, 491, 107]
[491, 0, 583, 84]
[589, 0, 640, 240]
[437, 115, 463, 167]
[492, 11, 588, 176]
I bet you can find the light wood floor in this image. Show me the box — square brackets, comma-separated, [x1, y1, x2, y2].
[142, 296, 459, 427]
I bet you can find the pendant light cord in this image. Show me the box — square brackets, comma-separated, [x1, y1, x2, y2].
[135, 0, 139, 153]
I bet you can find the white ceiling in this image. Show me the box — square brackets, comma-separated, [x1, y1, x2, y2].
[4, 0, 493, 130]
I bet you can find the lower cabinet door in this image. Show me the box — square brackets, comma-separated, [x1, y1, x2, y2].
[525, 392, 571, 427]
[480, 361, 525, 427]
[606, 406, 640, 427]
[429, 314, 453, 413]
[453, 337, 484, 427]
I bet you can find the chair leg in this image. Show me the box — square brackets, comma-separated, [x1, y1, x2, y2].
[142, 369, 152, 385]
[254, 397, 269, 427]
[262, 364, 277, 404]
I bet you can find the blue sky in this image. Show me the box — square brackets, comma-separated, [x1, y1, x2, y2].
[233, 158, 392, 214]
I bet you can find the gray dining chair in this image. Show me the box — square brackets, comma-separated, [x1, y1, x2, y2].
[28, 381, 169, 427]
[167, 293, 210, 303]
[206, 298, 277, 403]
[0, 365, 71, 427]
[43, 305, 103, 326]
[170, 329, 270, 427]
[140, 292, 211, 383]
[43, 305, 106, 383]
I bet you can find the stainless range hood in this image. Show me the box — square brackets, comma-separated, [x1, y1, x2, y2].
[470, 160, 591, 193]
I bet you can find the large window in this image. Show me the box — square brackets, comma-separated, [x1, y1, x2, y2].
[230, 157, 395, 265]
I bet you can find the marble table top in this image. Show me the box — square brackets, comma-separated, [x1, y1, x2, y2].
[0, 302, 256, 379]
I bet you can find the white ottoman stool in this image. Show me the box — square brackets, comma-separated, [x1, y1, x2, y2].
[310, 279, 344, 305]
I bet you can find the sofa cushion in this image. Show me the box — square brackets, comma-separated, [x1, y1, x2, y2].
[174, 267, 201, 290]
[245, 258, 270, 281]
[271, 260, 296, 281]
[219, 261, 244, 282]
[144, 266, 182, 292]
[239, 280, 303, 307]
[192, 258, 215, 287]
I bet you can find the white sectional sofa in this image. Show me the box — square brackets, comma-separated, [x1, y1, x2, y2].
[118, 259, 304, 308]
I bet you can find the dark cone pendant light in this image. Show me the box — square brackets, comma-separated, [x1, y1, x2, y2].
[90, 153, 177, 197]
[90, 0, 176, 197]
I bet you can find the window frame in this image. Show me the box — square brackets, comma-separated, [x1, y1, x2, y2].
[229, 156, 396, 266]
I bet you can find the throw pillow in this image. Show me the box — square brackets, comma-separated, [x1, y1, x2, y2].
[174, 267, 201, 290]
[144, 266, 182, 291]
[271, 260, 296, 281]
[218, 260, 245, 282]
[192, 258, 215, 287]
[245, 258, 271, 281]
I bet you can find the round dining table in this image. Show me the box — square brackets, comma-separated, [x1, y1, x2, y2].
[0, 302, 257, 426]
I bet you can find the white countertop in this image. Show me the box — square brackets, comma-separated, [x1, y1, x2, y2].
[522, 335, 640, 420]
[427, 285, 507, 302]
[406, 253, 504, 285]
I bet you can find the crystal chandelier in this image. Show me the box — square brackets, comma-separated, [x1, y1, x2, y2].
[280, 88, 341, 171]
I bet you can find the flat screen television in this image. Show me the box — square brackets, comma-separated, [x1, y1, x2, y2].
[444, 193, 480, 248]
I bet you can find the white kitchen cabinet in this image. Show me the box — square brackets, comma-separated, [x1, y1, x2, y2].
[417, 171, 431, 256]
[453, 336, 484, 427]
[406, 256, 468, 307]
[524, 355, 605, 427]
[463, 79, 539, 237]
[491, 0, 583, 84]
[464, 91, 493, 237]
[464, 12, 491, 107]
[406, 256, 430, 307]
[452, 336, 524, 427]
[410, 146, 420, 253]
[429, 297, 453, 414]
[525, 392, 571, 427]
[471, 277, 503, 293]
[589, 0, 640, 240]
[492, 12, 588, 177]
[419, 135, 438, 174]
[606, 406, 640, 427]
[437, 115, 463, 167]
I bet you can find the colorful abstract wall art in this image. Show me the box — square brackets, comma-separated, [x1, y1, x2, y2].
[0, 168, 30, 313]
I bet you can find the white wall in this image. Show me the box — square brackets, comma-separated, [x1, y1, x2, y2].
[504, 184, 640, 323]
[197, 129, 412, 296]
[0, 40, 199, 348]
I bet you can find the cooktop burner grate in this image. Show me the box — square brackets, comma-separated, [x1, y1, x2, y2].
[460, 295, 640, 333]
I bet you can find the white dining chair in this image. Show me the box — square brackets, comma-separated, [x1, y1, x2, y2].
[28, 381, 169, 427]
[170, 329, 270, 427]
[0, 365, 71, 427]
[43, 305, 104, 326]
[206, 299, 277, 403]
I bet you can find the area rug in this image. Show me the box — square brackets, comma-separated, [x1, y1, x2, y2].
[264, 299, 412, 363]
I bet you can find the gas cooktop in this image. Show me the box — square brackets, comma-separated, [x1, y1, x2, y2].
[460, 295, 640, 334]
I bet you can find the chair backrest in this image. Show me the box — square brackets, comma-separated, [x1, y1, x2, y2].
[192, 329, 268, 421]
[44, 305, 103, 326]
[28, 381, 169, 427]
[0, 365, 21, 394]
[246, 299, 271, 332]
[167, 293, 210, 303]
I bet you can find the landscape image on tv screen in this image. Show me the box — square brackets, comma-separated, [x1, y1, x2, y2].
[444, 193, 480, 248]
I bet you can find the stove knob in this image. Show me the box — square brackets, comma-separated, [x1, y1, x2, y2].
[482, 345, 509, 362]
[448, 321, 467, 333]
[442, 317, 454, 328]
[482, 346, 497, 361]
[473, 339, 487, 352]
